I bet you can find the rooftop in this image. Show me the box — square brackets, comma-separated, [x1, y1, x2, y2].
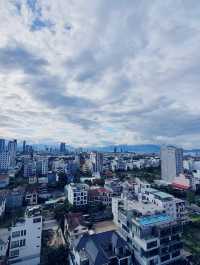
[119, 199, 164, 216]
[75, 231, 129, 265]
[146, 188, 174, 200]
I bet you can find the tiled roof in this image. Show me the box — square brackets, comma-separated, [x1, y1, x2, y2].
[75, 230, 128, 265]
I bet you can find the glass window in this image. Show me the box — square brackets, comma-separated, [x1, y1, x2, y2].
[10, 249, 19, 258]
[20, 239, 26, 247]
[33, 217, 41, 223]
[11, 240, 19, 249]
[12, 231, 20, 238]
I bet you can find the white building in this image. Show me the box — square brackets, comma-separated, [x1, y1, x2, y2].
[9, 206, 42, 265]
[112, 197, 184, 265]
[161, 146, 183, 183]
[191, 170, 200, 191]
[65, 183, 89, 207]
[36, 157, 48, 175]
[8, 140, 17, 169]
[142, 188, 186, 221]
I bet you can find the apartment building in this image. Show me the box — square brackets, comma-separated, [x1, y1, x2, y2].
[112, 197, 184, 265]
[88, 187, 112, 207]
[9, 206, 42, 265]
[141, 188, 186, 221]
[161, 146, 183, 183]
[65, 183, 89, 207]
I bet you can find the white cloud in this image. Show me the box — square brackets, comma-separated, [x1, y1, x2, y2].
[0, 0, 200, 147]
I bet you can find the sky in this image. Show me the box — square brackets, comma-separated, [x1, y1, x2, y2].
[1, 0, 200, 147]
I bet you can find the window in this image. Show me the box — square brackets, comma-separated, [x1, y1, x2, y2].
[161, 255, 170, 262]
[33, 217, 41, 223]
[11, 240, 19, 249]
[147, 241, 157, 249]
[10, 249, 19, 258]
[21, 230, 26, 236]
[20, 239, 26, 247]
[172, 250, 180, 258]
[12, 231, 20, 238]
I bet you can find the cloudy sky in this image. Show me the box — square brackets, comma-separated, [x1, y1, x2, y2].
[0, 0, 200, 147]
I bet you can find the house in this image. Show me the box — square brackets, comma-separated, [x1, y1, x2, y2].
[65, 212, 88, 244]
[69, 230, 132, 265]
[88, 188, 112, 207]
[25, 189, 38, 206]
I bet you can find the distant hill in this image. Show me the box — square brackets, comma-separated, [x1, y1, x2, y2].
[86, 144, 161, 154]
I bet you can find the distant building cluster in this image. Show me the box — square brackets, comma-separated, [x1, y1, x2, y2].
[0, 139, 197, 265]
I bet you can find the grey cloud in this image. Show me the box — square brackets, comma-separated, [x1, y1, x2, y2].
[0, 45, 48, 74]
[1, 0, 200, 146]
[25, 75, 97, 110]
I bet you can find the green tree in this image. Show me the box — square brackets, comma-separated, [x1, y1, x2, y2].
[42, 245, 69, 265]
[187, 191, 195, 204]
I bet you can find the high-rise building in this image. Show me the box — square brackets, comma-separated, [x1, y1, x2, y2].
[22, 141, 26, 153]
[9, 206, 42, 265]
[90, 152, 103, 173]
[161, 146, 183, 183]
[36, 157, 48, 175]
[8, 140, 17, 168]
[23, 158, 36, 178]
[112, 197, 184, 265]
[0, 139, 5, 152]
[0, 151, 10, 171]
[60, 142, 66, 154]
[25, 145, 33, 155]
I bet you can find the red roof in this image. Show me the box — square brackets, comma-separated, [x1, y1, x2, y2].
[171, 182, 190, 190]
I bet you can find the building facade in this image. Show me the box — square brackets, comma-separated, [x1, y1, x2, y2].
[9, 206, 42, 265]
[161, 146, 183, 183]
[66, 183, 89, 207]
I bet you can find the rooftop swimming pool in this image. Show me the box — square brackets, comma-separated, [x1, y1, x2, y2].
[139, 214, 173, 226]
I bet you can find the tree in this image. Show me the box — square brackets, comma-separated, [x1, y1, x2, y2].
[54, 200, 73, 227]
[42, 245, 69, 265]
[186, 191, 195, 204]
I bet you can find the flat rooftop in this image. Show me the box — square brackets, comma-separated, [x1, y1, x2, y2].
[146, 188, 174, 200]
[120, 199, 163, 215]
[93, 221, 117, 234]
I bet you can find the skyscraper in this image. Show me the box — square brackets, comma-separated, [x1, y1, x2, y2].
[161, 145, 183, 183]
[0, 139, 5, 152]
[90, 152, 103, 173]
[23, 140, 26, 153]
[60, 142, 66, 154]
[8, 139, 17, 168]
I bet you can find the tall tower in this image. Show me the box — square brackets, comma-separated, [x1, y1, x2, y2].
[8, 139, 17, 168]
[23, 140, 26, 153]
[0, 139, 5, 152]
[60, 142, 66, 154]
[161, 145, 183, 183]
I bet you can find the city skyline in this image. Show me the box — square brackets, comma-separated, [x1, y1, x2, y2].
[1, 1, 200, 148]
